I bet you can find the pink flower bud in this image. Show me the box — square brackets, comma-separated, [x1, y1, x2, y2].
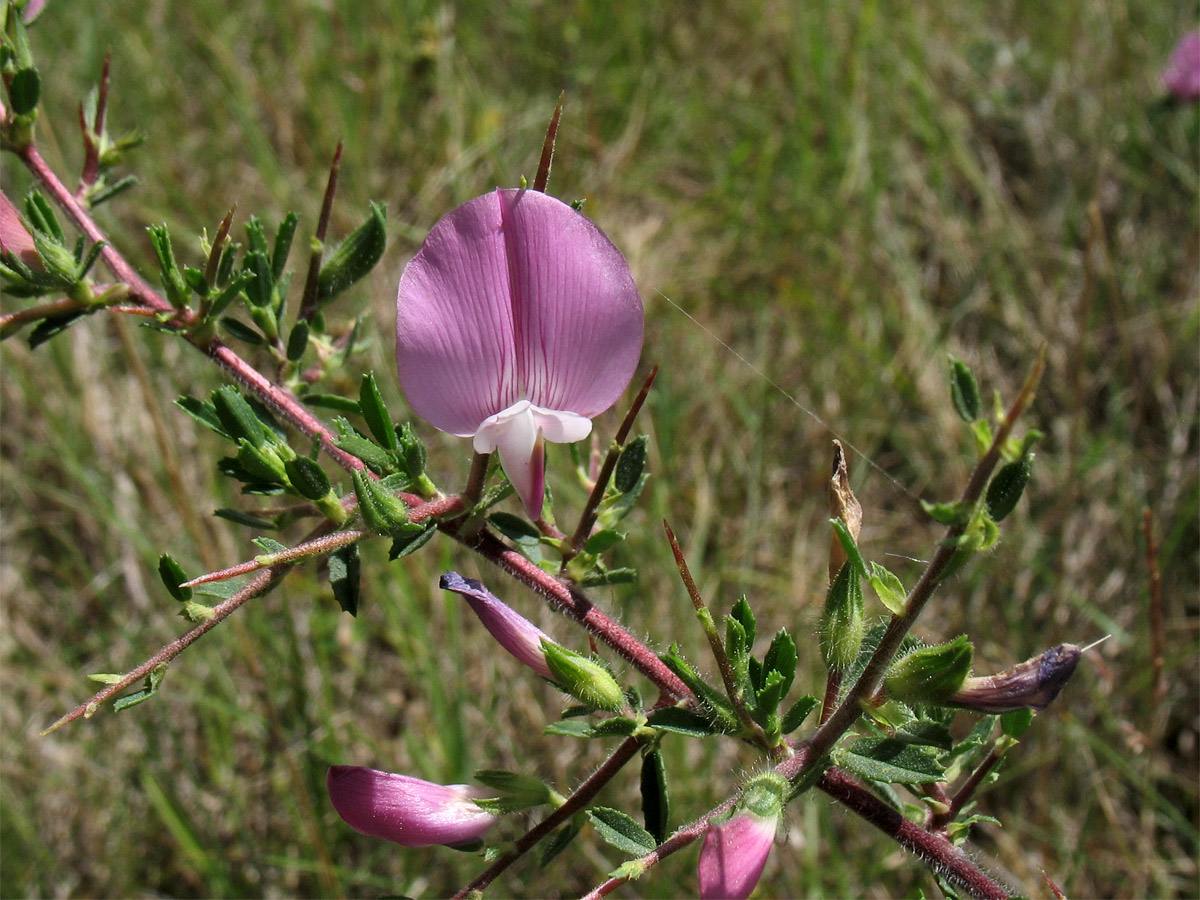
[440, 571, 556, 681]
[0, 191, 41, 270]
[698, 775, 786, 899]
[326, 766, 497, 848]
[1162, 31, 1200, 102]
[697, 809, 778, 900]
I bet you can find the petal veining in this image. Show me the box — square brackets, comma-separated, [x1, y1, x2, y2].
[497, 189, 643, 415]
[396, 192, 520, 436]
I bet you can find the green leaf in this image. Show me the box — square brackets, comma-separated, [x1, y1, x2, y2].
[489, 511, 541, 545]
[9, 66, 40, 115]
[830, 518, 868, 578]
[213, 508, 276, 530]
[285, 321, 309, 362]
[837, 737, 946, 784]
[157, 554, 192, 602]
[219, 316, 265, 346]
[540, 818, 584, 866]
[1000, 708, 1034, 738]
[640, 748, 670, 844]
[28, 311, 85, 348]
[329, 543, 360, 616]
[210, 389, 272, 446]
[236, 441, 287, 484]
[868, 562, 907, 615]
[762, 628, 797, 698]
[317, 201, 387, 302]
[579, 566, 637, 587]
[113, 664, 168, 713]
[645, 706, 718, 737]
[986, 453, 1034, 522]
[284, 455, 332, 501]
[920, 499, 969, 525]
[271, 212, 299, 281]
[24, 192, 64, 244]
[949, 356, 982, 423]
[252, 537, 288, 554]
[780, 695, 820, 734]
[388, 525, 435, 560]
[590, 716, 641, 737]
[897, 720, 955, 751]
[584, 529, 626, 554]
[333, 418, 393, 473]
[242, 249, 273, 308]
[302, 393, 361, 414]
[543, 719, 594, 738]
[731, 595, 756, 647]
[614, 435, 649, 493]
[587, 807, 657, 856]
[147, 224, 189, 306]
[395, 422, 427, 478]
[205, 271, 254, 320]
[359, 372, 397, 450]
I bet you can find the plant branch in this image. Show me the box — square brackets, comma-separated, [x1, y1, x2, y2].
[42, 561, 294, 735]
[808, 348, 1045, 761]
[817, 766, 1010, 900]
[663, 520, 766, 744]
[565, 365, 657, 558]
[19, 142, 370, 475]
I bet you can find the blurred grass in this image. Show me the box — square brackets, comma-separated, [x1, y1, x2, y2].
[2, 1, 1197, 897]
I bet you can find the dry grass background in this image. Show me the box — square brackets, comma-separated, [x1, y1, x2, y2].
[1, 1, 1197, 897]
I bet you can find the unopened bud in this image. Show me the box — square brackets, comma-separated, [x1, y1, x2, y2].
[352, 469, 411, 536]
[541, 642, 625, 712]
[819, 562, 863, 673]
[949, 644, 1082, 714]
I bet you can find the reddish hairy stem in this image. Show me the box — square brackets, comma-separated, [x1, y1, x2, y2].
[298, 142, 342, 322]
[463, 528, 695, 705]
[20, 144, 369, 474]
[532, 94, 564, 194]
[932, 748, 1004, 831]
[42, 563, 291, 735]
[818, 767, 1010, 900]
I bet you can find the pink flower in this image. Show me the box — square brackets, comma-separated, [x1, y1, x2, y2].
[1162, 31, 1200, 102]
[0, 190, 40, 270]
[327, 766, 497, 848]
[396, 188, 643, 518]
[697, 774, 786, 900]
[697, 810, 778, 900]
[440, 571, 555, 680]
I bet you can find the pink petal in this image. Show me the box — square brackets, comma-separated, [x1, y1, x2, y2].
[395, 189, 643, 437]
[697, 812, 777, 900]
[397, 192, 521, 437]
[1163, 31, 1200, 101]
[327, 766, 496, 848]
[440, 571, 556, 680]
[0, 191, 40, 270]
[498, 189, 643, 416]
